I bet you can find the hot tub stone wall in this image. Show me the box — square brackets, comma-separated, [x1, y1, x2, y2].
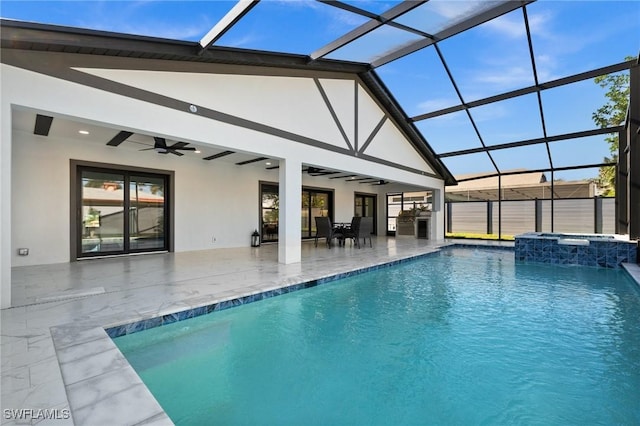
[515, 236, 637, 268]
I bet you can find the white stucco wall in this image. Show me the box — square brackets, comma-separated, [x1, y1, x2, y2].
[1, 56, 446, 306]
[1, 95, 11, 308]
[11, 127, 410, 267]
[10, 128, 268, 266]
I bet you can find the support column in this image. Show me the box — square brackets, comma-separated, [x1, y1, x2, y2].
[432, 187, 445, 239]
[1, 102, 12, 308]
[628, 64, 640, 239]
[498, 175, 502, 239]
[594, 196, 603, 234]
[535, 199, 542, 232]
[486, 201, 493, 235]
[616, 137, 628, 234]
[278, 158, 302, 264]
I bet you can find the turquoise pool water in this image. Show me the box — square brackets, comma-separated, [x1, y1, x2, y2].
[114, 248, 640, 425]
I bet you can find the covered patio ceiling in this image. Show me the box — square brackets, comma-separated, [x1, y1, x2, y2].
[12, 109, 402, 187]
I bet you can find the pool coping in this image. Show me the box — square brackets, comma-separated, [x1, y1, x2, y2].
[50, 244, 453, 425]
[50, 242, 640, 425]
[622, 262, 640, 291]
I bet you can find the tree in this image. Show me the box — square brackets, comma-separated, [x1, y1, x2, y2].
[592, 57, 632, 195]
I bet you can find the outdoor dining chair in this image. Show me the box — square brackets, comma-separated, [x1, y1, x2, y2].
[343, 216, 373, 248]
[314, 217, 342, 247]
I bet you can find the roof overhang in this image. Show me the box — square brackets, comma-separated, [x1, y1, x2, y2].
[0, 18, 455, 185]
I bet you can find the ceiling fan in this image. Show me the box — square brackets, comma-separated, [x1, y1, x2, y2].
[303, 167, 340, 176]
[140, 137, 196, 156]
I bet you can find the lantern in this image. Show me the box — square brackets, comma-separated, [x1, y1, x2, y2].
[251, 229, 261, 247]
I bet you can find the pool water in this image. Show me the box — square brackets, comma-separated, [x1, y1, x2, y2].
[114, 248, 640, 425]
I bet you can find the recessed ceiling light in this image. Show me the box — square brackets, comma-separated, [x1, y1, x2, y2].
[194, 150, 201, 154]
[78, 130, 89, 135]
[266, 162, 271, 166]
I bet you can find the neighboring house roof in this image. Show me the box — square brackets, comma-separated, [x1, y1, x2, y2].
[454, 170, 547, 189]
[0, 19, 456, 186]
[447, 170, 596, 201]
[82, 187, 165, 204]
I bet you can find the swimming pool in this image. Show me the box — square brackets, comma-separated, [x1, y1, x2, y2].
[114, 248, 640, 425]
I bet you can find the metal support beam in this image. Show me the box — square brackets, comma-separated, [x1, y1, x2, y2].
[446, 202, 452, 234]
[371, 1, 533, 68]
[535, 199, 542, 232]
[629, 64, 640, 239]
[617, 131, 629, 234]
[438, 126, 624, 158]
[487, 201, 493, 235]
[498, 175, 502, 239]
[594, 196, 603, 234]
[413, 60, 636, 122]
[310, 0, 425, 61]
[198, 0, 259, 54]
[550, 170, 555, 233]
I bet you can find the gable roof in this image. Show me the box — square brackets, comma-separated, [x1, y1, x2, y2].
[0, 19, 457, 185]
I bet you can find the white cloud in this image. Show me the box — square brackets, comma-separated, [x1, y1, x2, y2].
[224, 32, 261, 48]
[326, 7, 368, 28]
[80, 17, 210, 40]
[416, 98, 459, 115]
[431, 1, 486, 21]
[77, 1, 215, 41]
[482, 10, 551, 39]
[474, 66, 534, 88]
[469, 103, 508, 123]
[483, 13, 525, 38]
[270, 0, 320, 10]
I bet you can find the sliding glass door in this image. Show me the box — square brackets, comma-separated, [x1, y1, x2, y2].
[260, 183, 333, 242]
[302, 191, 331, 238]
[354, 193, 377, 234]
[79, 167, 168, 257]
[129, 175, 166, 251]
[261, 184, 279, 243]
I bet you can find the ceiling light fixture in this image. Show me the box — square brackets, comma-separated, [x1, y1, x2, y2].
[266, 162, 271, 166]
[78, 130, 89, 135]
[194, 150, 201, 154]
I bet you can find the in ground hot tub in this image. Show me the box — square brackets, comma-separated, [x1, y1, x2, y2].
[515, 232, 637, 268]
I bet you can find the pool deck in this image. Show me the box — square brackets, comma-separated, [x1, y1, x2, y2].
[15, 236, 640, 425]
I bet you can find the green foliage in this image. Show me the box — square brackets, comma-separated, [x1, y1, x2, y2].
[591, 56, 633, 195]
[445, 233, 515, 241]
[83, 179, 122, 190]
[596, 162, 617, 196]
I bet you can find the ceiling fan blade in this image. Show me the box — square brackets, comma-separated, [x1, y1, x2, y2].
[167, 141, 188, 149]
[107, 130, 133, 147]
[166, 141, 196, 151]
[166, 150, 184, 156]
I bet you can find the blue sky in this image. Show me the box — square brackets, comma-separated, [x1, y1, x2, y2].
[2, 0, 639, 182]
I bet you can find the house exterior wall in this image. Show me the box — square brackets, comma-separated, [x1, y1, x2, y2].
[1, 52, 445, 307]
[11, 127, 402, 267]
